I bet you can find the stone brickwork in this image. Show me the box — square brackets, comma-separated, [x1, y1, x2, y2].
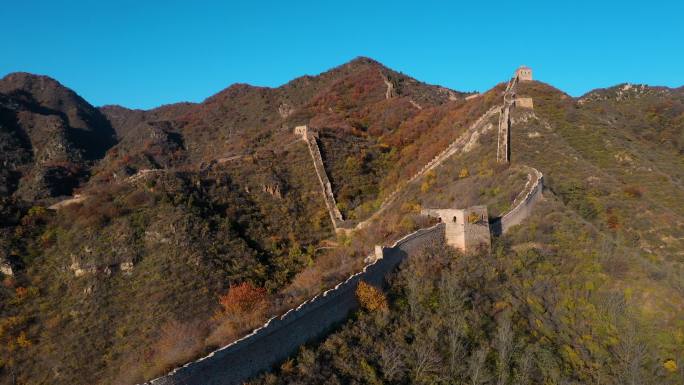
[497, 97, 512, 163]
[515, 66, 533, 81]
[462, 206, 492, 251]
[498, 66, 534, 163]
[141, 71, 546, 383]
[514, 97, 534, 109]
[143, 224, 445, 385]
[421, 206, 491, 253]
[499, 167, 543, 233]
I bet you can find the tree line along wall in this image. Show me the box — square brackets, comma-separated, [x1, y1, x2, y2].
[143, 224, 446, 385]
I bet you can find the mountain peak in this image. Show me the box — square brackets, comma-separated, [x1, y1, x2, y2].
[344, 56, 383, 67]
[0, 72, 69, 94]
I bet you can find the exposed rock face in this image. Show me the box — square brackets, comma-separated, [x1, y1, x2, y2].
[120, 261, 134, 274]
[69, 259, 97, 277]
[262, 183, 282, 198]
[0, 258, 13, 276]
[278, 102, 294, 118]
[0, 72, 117, 161]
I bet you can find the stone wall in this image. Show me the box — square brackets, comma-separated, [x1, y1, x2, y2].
[499, 167, 543, 233]
[294, 125, 345, 229]
[356, 105, 501, 230]
[420, 206, 490, 253]
[515, 66, 533, 81]
[144, 224, 445, 385]
[514, 97, 533, 109]
[141, 68, 546, 385]
[463, 206, 492, 252]
[497, 75, 518, 164]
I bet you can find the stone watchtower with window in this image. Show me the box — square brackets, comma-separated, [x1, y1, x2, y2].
[515, 66, 533, 81]
[513, 66, 534, 109]
[420, 206, 491, 253]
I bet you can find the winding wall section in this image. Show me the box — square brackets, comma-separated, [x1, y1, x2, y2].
[498, 167, 543, 233]
[144, 224, 445, 385]
[146, 69, 544, 385]
[355, 105, 501, 230]
[296, 127, 345, 229]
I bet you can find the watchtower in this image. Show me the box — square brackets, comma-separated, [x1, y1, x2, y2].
[294, 125, 309, 139]
[515, 66, 533, 81]
[421, 206, 491, 253]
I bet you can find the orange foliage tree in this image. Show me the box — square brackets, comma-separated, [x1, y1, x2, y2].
[355, 281, 387, 311]
[218, 282, 268, 315]
[207, 282, 270, 347]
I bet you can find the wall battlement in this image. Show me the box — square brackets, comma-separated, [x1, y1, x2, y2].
[143, 224, 445, 385]
[514, 97, 534, 109]
[499, 167, 543, 233]
[515, 66, 533, 81]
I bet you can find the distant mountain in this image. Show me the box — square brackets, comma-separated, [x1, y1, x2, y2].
[0, 72, 117, 200]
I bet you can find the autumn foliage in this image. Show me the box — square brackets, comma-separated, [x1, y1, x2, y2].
[218, 282, 268, 315]
[355, 281, 387, 311]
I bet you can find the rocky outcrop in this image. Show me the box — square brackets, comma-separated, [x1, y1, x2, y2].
[0, 72, 117, 200]
[48, 194, 86, 210]
[382, 76, 396, 99]
[0, 258, 13, 276]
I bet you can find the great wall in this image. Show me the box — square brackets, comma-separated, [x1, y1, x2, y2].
[146, 224, 445, 385]
[293, 125, 345, 230]
[142, 66, 545, 385]
[355, 104, 502, 230]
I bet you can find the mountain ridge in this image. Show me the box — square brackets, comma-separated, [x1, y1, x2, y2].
[0, 59, 682, 385]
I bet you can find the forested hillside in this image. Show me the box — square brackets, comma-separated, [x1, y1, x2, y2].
[249, 80, 684, 385]
[0, 58, 479, 384]
[0, 59, 682, 385]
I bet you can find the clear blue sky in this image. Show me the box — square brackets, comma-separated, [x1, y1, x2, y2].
[3, 0, 682, 109]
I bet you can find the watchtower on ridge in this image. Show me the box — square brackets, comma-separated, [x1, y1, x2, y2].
[421, 206, 491, 253]
[515, 66, 533, 81]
